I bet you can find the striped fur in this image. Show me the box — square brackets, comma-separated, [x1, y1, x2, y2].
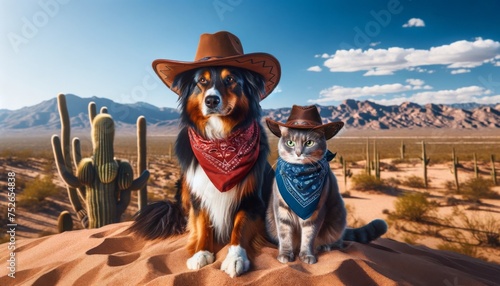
[266, 127, 387, 264]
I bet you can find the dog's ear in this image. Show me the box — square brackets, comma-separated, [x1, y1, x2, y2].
[172, 69, 197, 101]
[240, 70, 266, 101]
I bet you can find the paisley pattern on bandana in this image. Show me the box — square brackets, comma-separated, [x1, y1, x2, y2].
[188, 121, 260, 192]
[275, 156, 330, 220]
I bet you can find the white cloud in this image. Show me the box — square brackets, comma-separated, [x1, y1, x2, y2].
[370, 42, 381, 47]
[322, 38, 500, 76]
[309, 83, 414, 103]
[406, 78, 424, 86]
[451, 69, 471, 74]
[315, 53, 330, 58]
[372, 86, 496, 105]
[307, 66, 322, 72]
[307, 79, 497, 105]
[403, 18, 425, 28]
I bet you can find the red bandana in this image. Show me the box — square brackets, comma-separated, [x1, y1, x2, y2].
[188, 121, 260, 192]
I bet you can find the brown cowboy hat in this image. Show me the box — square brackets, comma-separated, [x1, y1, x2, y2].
[152, 31, 281, 100]
[266, 105, 344, 140]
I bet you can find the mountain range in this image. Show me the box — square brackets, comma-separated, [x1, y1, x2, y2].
[1, 94, 500, 133]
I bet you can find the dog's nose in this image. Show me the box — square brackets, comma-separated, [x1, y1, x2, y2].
[205, 96, 220, 109]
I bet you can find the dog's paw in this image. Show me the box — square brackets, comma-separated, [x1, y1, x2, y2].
[221, 245, 250, 278]
[277, 252, 294, 264]
[187, 250, 215, 270]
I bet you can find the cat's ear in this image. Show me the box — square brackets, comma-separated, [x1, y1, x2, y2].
[279, 126, 288, 136]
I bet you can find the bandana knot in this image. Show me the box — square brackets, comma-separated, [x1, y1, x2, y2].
[188, 121, 260, 192]
[276, 156, 331, 220]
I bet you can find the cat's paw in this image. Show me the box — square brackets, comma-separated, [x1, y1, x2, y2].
[299, 252, 317, 264]
[221, 245, 250, 278]
[187, 250, 215, 270]
[277, 252, 294, 264]
[318, 239, 343, 252]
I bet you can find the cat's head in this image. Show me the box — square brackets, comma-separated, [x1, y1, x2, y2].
[278, 126, 327, 164]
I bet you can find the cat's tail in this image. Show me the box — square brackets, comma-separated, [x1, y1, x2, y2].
[343, 219, 388, 244]
[127, 180, 187, 239]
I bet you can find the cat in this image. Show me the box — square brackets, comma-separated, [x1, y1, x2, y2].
[265, 125, 347, 264]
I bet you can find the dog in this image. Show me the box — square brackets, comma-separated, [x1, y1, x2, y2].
[130, 31, 281, 277]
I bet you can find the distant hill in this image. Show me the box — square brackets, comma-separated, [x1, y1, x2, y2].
[1, 95, 499, 133]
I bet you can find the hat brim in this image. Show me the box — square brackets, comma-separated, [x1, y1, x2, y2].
[153, 53, 281, 101]
[266, 118, 344, 140]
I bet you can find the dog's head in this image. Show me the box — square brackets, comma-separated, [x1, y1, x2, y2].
[173, 66, 265, 139]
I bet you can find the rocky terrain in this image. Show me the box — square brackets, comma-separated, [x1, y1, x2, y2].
[1, 95, 499, 132]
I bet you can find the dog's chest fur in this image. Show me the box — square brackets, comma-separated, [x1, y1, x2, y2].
[186, 161, 238, 242]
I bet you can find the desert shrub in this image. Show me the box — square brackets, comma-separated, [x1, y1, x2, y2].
[345, 204, 366, 228]
[393, 192, 435, 222]
[402, 175, 426, 188]
[381, 162, 399, 172]
[437, 242, 479, 259]
[455, 209, 500, 247]
[444, 180, 457, 193]
[18, 175, 59, 209]
[351, 173, 386, 192]
[461, 177, 498, 202]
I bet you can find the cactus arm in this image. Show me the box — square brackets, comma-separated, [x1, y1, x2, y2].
[88, 102, 96, 124]
[130, 170, 150, 191]
[100, 106, 108, 114]
[72, 137, 82, 168]
[52, 135, 82, 188]
[137, 116, 147, 210]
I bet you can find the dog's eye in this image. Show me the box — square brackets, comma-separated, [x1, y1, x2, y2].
[198, 77, 208, 85]
[224, 76, 235, 85]
[285, 140, 295, 147]
[305, 140, 315, 147]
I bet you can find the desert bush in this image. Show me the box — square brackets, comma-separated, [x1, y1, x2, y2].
[461, 177, 498, 202]
[345, 204, 366, 228]
[393, 192, 436, 222]
[437, 242, 480, 259]
[351, 173, 386, 192]
[18, 175, 59, 209]
[444, 180, 457, 193]
[381, 162, 399, 172]
[455, 209, 500, 247]
[402, 175, 426, 188]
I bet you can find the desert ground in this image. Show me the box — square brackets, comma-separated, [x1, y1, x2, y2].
[1, 128, 499, 266]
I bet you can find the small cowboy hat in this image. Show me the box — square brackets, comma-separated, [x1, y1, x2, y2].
[152, 31, 281, 100]
[266, 105, 344, 139]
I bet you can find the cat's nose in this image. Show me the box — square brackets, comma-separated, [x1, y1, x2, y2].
[295, 150, 302, 157]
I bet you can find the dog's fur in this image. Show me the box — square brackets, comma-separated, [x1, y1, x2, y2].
[130, 66, 274, 277]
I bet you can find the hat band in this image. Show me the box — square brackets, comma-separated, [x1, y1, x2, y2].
[197, 56, 224, 62]
[287, 120, 321, 127]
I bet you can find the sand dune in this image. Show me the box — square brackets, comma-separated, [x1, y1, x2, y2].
[1, 222, 499, 286]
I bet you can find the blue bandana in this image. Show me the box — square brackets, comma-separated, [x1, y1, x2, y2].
[275, 153, 333, 220]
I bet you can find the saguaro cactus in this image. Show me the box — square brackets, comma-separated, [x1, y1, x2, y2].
[339, 156, 353, 192]
[51, 94, 149, 228]
[451, 147, 460, 193]
[137, 116, 147, 210]
[400, 140, 406, 160]
[491, 155, 498, 185]
[365, 138, 371, 176]
[57, 211, 73, 233]
[420, 141, 430, 188]
[473, 153, 479, 179]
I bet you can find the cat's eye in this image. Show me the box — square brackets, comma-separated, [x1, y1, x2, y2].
[305, 140, 315, 147]
[285, 140, 295, 147]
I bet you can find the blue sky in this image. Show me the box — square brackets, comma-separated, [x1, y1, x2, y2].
[1, 0, 500, 111]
